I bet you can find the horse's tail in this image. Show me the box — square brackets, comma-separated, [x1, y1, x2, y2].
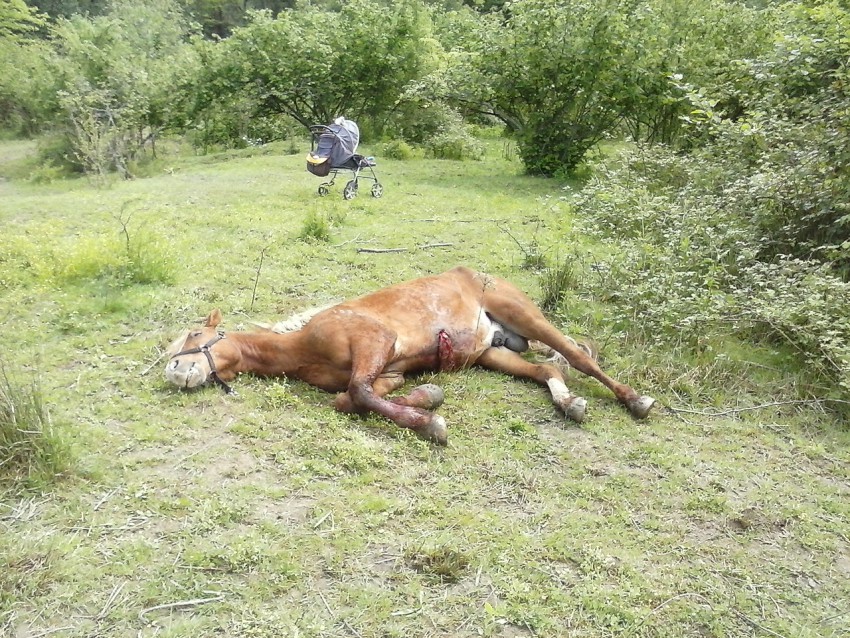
[528, 337, 598, 371]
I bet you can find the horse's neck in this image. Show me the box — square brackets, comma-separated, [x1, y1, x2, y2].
[230, 330, 307, 376]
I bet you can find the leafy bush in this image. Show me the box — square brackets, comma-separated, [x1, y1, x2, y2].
[571, 145, 850, 402]
[41, 0, 198, 178]
[34, 134, 82, 175]
[381, 139, 417, 160]
[299, 212, 331, 243]
[54, 216, 176, 287]
[556, 2, 850, 403]
[425, 129, 483, 161]
[738, 259, 850, 396]
[0, 39, 57, 137]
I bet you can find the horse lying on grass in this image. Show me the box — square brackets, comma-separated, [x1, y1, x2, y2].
[165, 266, 654, 445]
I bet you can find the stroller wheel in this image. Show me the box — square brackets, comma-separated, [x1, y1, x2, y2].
[318, 184, 330, 197]
[343, 180, 358, 200]
[371, 183, 384, 198]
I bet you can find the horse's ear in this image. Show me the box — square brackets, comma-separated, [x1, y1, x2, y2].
[205, 309, 223, 328]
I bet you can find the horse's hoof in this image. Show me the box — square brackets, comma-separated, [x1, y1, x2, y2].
[628, 395, 655, 419]
[412, 384, 445, 410]
[419, 415, 448, 446]
[565, 397, 587, 423]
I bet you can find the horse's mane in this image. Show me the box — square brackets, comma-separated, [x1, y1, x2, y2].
[251, 302, 339, 334]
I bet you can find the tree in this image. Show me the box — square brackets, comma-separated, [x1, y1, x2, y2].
[428, 0, 770, 175]
[1, 0, 45, 38]
[48, 0, 198, 176]
[0, 1, 52, 135]
[443, 0, 651, 175]
[190, 0, 433, 137]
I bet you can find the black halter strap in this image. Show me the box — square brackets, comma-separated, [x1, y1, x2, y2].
[171, 333, 235, 395]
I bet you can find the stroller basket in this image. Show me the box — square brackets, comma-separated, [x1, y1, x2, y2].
[306, 118, 383, 200]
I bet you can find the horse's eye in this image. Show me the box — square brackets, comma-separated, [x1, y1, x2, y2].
[190, 330, 202, 338]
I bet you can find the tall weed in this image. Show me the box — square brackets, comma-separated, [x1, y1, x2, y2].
[0, 363, 69, 491]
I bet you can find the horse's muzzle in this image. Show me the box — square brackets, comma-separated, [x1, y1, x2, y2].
[165, 358, 208, 389]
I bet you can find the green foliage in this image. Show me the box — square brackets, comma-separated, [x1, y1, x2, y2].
[539, 256, 580, 313]
[190, 0, 435, 146]
[0, 0, 45, 40]
[622, 0, 772, 145]
[33, 133, 80, 174]
[0, 232, 51, 290]
[0, 362, 70, 492]
[381, 139, 417, 160]
[298, 211, 331, 242]
[44, 0, 199, 174]
[55, 235, 173, 286]
[439, 0, 648, 173]
[700, 1, 850, 273]
[545, 1, 850, 403]
[424, 0, 773, 175]
[573, 143, 850, 402]
[0, 39, 56, 136]
[51, 212, 176, 286]
[423, 123, 483, 160]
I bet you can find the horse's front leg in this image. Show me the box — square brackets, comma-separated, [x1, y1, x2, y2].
[334, 336, 448, 445]
[336, 373, 445, 422]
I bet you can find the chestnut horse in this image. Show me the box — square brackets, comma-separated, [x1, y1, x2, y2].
[165, 266, 654, 444]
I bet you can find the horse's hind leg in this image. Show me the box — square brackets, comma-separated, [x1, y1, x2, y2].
[482, 280, 655, 418]
[476, 348, 588, 422]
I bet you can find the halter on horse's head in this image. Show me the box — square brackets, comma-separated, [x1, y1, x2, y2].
[165, 310, 238, 393]
[167, 332, 234, 394]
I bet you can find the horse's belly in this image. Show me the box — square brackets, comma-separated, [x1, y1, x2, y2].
[391, 314, 496, 373]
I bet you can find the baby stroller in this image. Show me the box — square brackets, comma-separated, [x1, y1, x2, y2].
[306, 118, 383, 200]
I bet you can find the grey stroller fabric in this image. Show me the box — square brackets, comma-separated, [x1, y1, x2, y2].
[316, 118, 360, 168]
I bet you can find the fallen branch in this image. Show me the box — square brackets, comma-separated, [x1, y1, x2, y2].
[140, 349, 169, 376]
[332, 235, 363, 248]
[97, 581, 126, 620]
[666, 398, 848, 418]
[28, 627, 74, 638]
[417, 242, 453, 250]
[139, 592, 226, 622]
[356, 247, 408, 254]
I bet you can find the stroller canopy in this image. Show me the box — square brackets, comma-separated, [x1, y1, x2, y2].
[314, 118, 360, 168]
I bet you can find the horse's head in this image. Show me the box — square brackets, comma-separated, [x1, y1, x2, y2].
[164, 310, 241, 392]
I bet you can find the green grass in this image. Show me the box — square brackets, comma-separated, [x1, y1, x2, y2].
[0, 138, 849, 638]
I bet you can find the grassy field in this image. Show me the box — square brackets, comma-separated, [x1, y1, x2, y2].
[1, 137, 849, 638]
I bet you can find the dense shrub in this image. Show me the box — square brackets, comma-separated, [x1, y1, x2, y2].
[0, 39, 57, 137]
[572, 144, 850, 401]
[381, 139, 417, 160]
[424, 127, 483, 161]
[555, 1, 850, 402]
